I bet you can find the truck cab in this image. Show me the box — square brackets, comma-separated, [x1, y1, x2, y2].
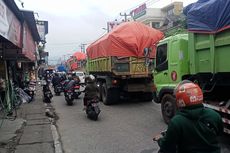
[153, 34, 189, 123]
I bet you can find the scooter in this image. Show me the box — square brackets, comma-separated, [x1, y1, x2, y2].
[42, 80, 53, 103]
[73, 85, 81, 99]
[64, 89, 74, 105]
[54, 84, 62, 96]
[153, 130, 167, 153]
[85, 98, 101, 120]
[23, 81, 36, 102]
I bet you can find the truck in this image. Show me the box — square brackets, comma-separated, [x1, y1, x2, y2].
[153, 0, 230, 134]
[86, 21, 164, 105]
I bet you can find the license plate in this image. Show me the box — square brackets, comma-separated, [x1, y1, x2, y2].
[92, 103, 98, 107]
[74, 89, 79, 92]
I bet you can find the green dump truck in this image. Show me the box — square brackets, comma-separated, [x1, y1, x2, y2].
[86, 22, 164, 105]
[153, 29, 230, 134]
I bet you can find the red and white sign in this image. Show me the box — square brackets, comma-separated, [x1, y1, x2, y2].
[0, 0, 22, 47]
[130, 3, 147, 19]
[22, 23, 36, 61]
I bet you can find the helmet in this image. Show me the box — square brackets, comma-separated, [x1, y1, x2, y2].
[174, 80, 203, 107]
[85, 75, 95, 83]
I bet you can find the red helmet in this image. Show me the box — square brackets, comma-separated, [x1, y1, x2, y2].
[175, 81, 203, 107]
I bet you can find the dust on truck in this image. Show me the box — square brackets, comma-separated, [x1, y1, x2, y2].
[153, 0, 230, 134]
[86, 22, 164, 105]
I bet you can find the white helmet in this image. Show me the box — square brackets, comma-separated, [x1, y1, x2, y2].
[86, 74, 95, 83]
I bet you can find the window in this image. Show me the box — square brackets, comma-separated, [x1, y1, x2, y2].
[152, 22, 160, 28]
[167, 9, 174, 16]
[156, 44, 168, 72]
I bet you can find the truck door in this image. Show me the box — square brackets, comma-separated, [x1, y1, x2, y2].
[155, 43, 170, 87]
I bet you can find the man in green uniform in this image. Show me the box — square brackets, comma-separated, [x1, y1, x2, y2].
[154, 80, 223, 153]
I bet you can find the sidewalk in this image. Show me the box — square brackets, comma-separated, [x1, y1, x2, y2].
[0, 86, 61, 153]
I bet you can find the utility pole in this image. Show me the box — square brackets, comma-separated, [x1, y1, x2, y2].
[80, 43, 87, 53]
[120, 12, 131, 22]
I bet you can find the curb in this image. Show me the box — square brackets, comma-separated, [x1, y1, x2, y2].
[45, 103, 63, 153]
[51, 124, 63, 153]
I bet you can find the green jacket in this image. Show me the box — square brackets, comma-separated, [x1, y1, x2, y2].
[158, 104, 223, 153]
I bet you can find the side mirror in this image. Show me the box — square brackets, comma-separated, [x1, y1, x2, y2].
[144, 48, 149, 57]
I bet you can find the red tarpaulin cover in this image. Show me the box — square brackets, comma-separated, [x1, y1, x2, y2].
[73, 52, 87, 60]
[86, 21, 164, 59]
[70, 62, 78, 70]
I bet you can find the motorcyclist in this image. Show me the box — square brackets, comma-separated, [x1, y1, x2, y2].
[64, 74, 80, 92]
[83, 75, 99, 110]
[154, 80, 223, 153]
[52, 73, 62, 87]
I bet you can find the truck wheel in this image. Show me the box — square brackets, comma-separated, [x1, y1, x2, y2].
[161, 94, 177, 124]
[101, 83, 119, 105]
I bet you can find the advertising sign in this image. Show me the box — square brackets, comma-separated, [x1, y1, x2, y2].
[0, 0, 21, 47]
[36, 20, 48, 42]
[130, 3, 147, 20]
[22, 23, 36, 61]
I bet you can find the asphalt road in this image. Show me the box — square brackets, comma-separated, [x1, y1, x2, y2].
[52, 93, 230, 153]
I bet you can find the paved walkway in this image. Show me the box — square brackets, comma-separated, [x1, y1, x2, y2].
[0, 86, 60, 153]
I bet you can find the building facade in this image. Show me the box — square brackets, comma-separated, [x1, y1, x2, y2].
[131, 2, 184, 33]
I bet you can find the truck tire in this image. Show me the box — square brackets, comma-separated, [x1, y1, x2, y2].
[101, 83, 119, 105]
[161, 94, 177, 124]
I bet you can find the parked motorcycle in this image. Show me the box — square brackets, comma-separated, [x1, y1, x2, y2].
[54, 84, 62, 96]
[23, 81, 36, 102]
[41, 80, 53, 103]
[85, 98, 101, 120]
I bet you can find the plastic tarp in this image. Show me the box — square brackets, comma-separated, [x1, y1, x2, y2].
[70, 62, 78, 70]
[184, 0, 230, 33]
[86, 21, 164, 59]
[57, 65, 66, 72]
[73, 52, 87, 60]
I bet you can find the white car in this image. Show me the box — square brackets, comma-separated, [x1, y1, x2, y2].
[73, 71, 85, 84]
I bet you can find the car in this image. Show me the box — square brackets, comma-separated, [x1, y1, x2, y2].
[72, 71, 85, 84]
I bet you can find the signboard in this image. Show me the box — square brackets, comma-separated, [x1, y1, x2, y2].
[22, 23, 36, 61]
[130, 3, 147, 20]
[0, 0, 22, 47]
[36, 20, 48, 42]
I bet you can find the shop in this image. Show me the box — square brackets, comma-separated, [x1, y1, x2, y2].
[0, 0, 40, 112]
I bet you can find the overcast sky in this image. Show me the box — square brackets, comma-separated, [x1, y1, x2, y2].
[15, 0, 197, 64]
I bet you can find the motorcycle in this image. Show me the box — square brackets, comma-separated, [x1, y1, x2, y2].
[54, 84, 62, 96]
[41, 80, 53, 103]
[85, 98, 101, 120]
[64, 89, 74, 105]
[73, 85, 81, 99]
[23, 81, 36, 102]
[153, 130, 167, 153]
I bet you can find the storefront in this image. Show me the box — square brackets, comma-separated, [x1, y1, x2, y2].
[0, 0, 40, 112]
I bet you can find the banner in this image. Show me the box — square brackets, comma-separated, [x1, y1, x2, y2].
[0, 0, 21, 47]
[36, 20, 48, 42]
[22, 23, 36, 61]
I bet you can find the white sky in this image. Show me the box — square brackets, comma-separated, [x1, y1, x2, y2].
[15, 0, 197, 64]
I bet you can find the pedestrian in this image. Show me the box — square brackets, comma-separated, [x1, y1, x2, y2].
[154, 80, 223, 153]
